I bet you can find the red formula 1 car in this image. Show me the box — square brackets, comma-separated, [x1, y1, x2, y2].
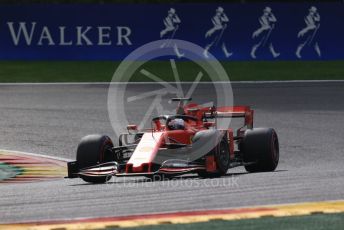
[67, 98, 279, 183]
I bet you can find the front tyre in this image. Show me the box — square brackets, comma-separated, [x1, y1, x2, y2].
[76, 134, 114, 183]
[198, 135, 230, 178]
[243, 128, 279, 172]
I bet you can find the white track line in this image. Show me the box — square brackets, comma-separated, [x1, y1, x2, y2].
[0, 80, 343, 86]
[0, 149, 71, 162]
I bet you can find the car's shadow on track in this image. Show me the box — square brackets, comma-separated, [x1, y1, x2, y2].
[69, 170, 287, 186]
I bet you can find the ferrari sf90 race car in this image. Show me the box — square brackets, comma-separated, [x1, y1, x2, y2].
[67, 98, 279, 183]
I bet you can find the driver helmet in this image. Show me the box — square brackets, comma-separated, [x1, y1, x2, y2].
[168, 118, 185, 130]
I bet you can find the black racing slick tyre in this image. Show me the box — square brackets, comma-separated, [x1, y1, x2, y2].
[76, 134, 114, 183]
[242, 128, 279, 172]
[198, 133, 230, 178]
[214, 136, 230, 175]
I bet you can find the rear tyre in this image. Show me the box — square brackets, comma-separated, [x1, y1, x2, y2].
[76, 134, 114, 183]
[243, 128, 279, 172]
[198, 135, 230, 178]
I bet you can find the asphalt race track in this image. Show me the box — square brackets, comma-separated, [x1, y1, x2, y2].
[0, 82, 344, 224]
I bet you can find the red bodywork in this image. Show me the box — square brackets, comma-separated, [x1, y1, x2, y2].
[123, 103, 254, 175]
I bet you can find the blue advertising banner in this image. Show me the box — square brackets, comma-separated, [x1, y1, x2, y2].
[0, 3, 343, 60]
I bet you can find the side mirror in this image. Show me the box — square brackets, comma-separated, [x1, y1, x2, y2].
[127, 125, 138, 134]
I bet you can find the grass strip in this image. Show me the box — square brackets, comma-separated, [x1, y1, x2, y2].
[0, 60, 343, 82]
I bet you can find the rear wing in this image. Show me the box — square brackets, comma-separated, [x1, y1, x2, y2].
[202, 106, 254, 129]
[174, 99, 253, 130]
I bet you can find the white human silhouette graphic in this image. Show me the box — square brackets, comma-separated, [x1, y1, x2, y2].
[250, 7, 280, 59]
[204, 7, 233, 58]
[160, 8, 184, 58]
[296, 6, 321, 59]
